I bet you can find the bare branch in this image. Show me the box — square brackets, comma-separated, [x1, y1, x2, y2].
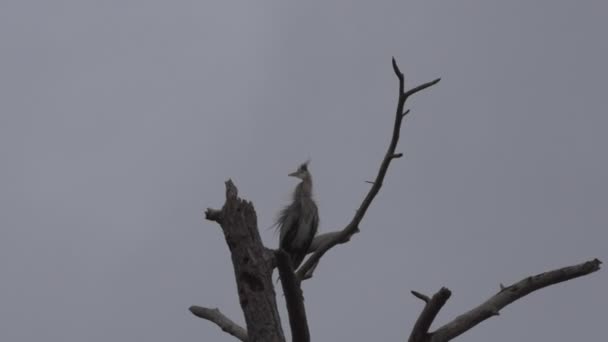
[425, 258, 602, 342]
[295, 58, 440, 280]
[189, 306, 248, 342]
[276, 250, 310, 342]
[411, 290, 431, 303]
[293, 231, 356, 280]
[205, 208, 222, 223]
[409, 288, 451, 342]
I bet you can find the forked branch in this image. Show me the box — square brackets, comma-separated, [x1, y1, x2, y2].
[408, 258, 602, 342]
[296, 58, 440, 280]
[409, 288, 451, 342]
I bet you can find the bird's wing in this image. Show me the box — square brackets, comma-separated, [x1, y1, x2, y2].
[310, 201, 319, 238]
[277, 203, 301, 249]
[301, 201, 319, 250]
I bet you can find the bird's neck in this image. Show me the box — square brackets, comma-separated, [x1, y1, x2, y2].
[294, 176, 313, 200]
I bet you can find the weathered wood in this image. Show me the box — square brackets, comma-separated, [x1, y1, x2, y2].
[205, 180, 285, 342]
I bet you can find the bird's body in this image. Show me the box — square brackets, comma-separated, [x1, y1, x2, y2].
[276, 162, 319, 270]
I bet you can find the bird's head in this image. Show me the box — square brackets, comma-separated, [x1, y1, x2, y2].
[288, 160, 311, 180]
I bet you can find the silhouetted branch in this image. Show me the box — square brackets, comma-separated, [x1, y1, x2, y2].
[189, 306, 247, 342]
[276, 250, 310, 342]
[408, 258, 602, 342]
[296, 58, 440, 280]
[403, 78, 441, 100]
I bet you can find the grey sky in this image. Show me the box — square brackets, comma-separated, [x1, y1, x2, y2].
[1, 1, 606, 341]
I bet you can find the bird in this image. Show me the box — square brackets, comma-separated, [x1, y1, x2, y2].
[275, 161, 319, 270]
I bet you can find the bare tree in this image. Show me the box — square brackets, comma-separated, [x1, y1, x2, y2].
[189, 58, 602, 342]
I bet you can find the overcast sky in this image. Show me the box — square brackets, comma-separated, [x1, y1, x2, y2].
[1, 1, 606, 341]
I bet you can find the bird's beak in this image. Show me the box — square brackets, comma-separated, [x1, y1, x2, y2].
[288, 171, 298, 177]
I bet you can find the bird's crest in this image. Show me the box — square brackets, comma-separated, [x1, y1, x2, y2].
[298, 159, 310, 172]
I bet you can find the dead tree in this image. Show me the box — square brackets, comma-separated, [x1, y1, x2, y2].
[189, 58, 602, 342]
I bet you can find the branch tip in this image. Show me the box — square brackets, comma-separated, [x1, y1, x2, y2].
[391, 57, 403, 79]
[225, 179, 238, 200]
[391, 153, 403, 159]
[409, 287, 452, 342]
[404, 78, 441, 99]
[205, 208, 222, 223]
[411, 290, 430, 303]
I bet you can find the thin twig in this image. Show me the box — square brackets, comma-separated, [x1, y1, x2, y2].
[403, 78, 441, 100]
[392, 56, 404, 94]
[189, 306, 248, 342]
